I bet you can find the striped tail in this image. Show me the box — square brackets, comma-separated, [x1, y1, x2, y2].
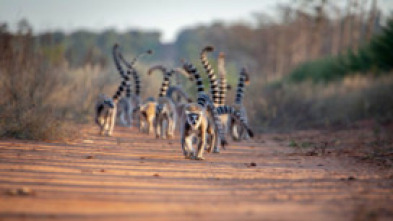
[130, 69, 141, 96]
[200, 46, 220, 106]
[112, 79, 128, 101]
[125, 70, 132, 98]
[218, 52, 228, 105]
[166, 86, 192, 103]
[148, 65, 173, 97]
[235, 67, 250, 105]
[112, 44, 127, 79]
[216, 105, 254, 138]
[117, 47, 153, 96]
[197, 94, 227, 147]
[181, 60, 205, 96]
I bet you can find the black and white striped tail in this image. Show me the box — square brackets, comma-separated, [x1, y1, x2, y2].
[112, 79, 128, 101]
[130, 69, 141, 96]
[117, 46, 153, 96]
[181, 60, 205, 95]
[235, 67, 250, 105]
[200, 46, 220, 105]
[216, 105, 254, 138]
[125, 70, 132, 98]
[218, 52, 228, 105]
[113, 44, 127, 79]
[148, 65, 173, 97]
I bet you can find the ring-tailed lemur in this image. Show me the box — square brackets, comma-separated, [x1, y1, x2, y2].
[112, 44, 133, 127]
[180, 60, 228, 160]
[216, 105, 254, 138]
[139, 97, 157, 134]
[95, 78, 128, 136]
[116, 46, 153, 123]
[200, 46, 229, 152]
[231, 67, 250, 141]
[148, 65, 178, 139]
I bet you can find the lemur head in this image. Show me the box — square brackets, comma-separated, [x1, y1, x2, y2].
[185, 110, 203, 129]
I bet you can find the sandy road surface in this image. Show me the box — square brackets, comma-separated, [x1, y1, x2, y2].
[0, 125, 392, 221]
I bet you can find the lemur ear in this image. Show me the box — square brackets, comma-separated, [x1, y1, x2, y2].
[185, 110, 190, 115]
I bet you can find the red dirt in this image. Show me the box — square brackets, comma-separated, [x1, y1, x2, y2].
[0, 125, 392, 221]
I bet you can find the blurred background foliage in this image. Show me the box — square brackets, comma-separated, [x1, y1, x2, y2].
[0, 0, 392, 139]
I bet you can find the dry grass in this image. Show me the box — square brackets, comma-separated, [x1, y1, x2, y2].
[245, 73, 393, 132]
[0, 28, 166, 141]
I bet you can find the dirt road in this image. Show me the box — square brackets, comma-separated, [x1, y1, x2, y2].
[0, 125, 392, 221]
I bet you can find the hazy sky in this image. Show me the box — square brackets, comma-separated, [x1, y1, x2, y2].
[0, 0, 287, 42]
[1, 0, 392, 43]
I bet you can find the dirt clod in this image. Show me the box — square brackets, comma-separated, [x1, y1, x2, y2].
[6, 187, 35, 196]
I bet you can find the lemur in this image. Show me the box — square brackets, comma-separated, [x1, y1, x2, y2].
[231, 67, 250, 141]
[180, 60, 227, 160]
[112, 44, 133, 127]
[95, 77, 128, 136]
[139, 97, 157, 134]
[200, 46, 226, 152]
[116, 46, 153, 123]
[148, 65, 178, 139]
[200, 46, 253, 146]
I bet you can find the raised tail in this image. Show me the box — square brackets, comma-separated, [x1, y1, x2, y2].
[117, 47, 153, 96]
[217, 52, 228, 105]
[216, 105, 254, 138]
[148, 65, 173, 97]
[200, 46, 220, 106]
[112, 44, 127, 79]
[235, 67, 250, 105]
[181, 59, 205, 96]
[112, 79, 128, 102]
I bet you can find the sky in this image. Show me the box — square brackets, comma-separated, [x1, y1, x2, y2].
[1, 0, 392, 43]
[0, 0, 287, 42]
